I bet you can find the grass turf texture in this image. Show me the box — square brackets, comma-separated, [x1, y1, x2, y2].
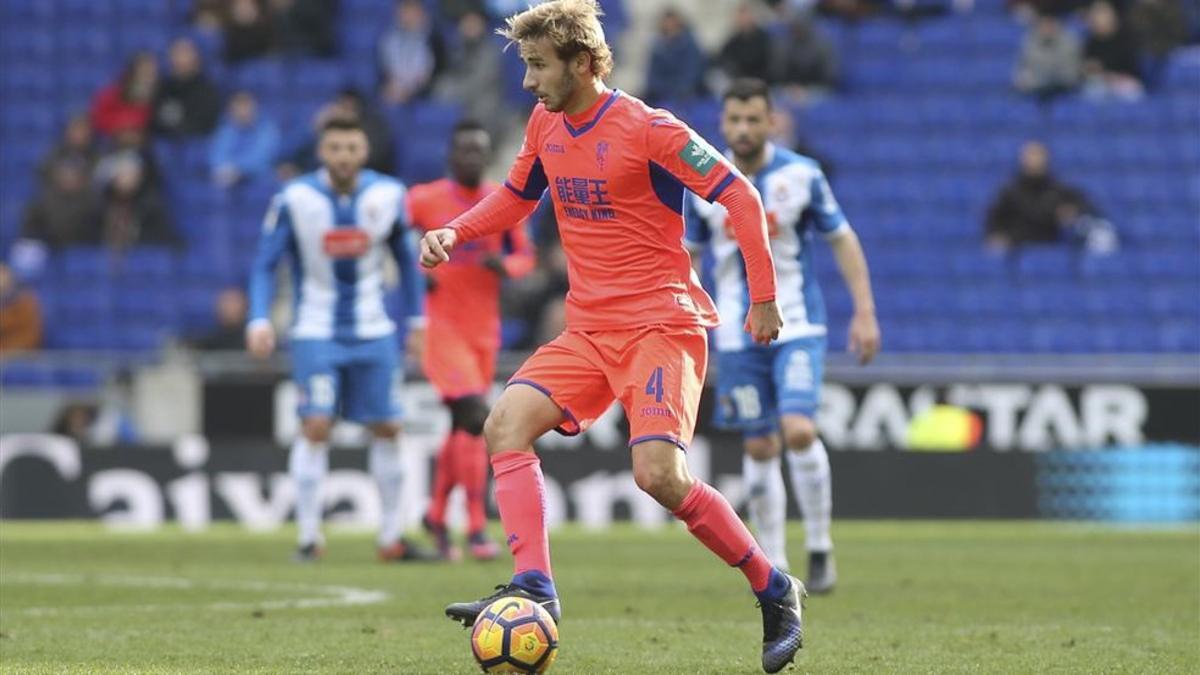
[1, 521, 1196, 674]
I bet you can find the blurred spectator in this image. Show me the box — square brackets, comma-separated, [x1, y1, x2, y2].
[771, 17, 839, 104]
[268, 0, 339, 57]
[276, 107, 326, 180]
[1007, 0, 1092, 19]
[52, 388, 140, 446]
[0, 263, 43, 354]
[1082, 1, 1145, 99]
[717, 3, 773, 84]
[195, 288, 250, 350]
[1013, 14, 1083, 97]
[643, 8, 707, 105]
[435, 11, 506, 135]
[153, 37, 222, 138]
[93, 128, 162, 192]
[89, 52, 159, 137]
[210, 92, 281, 187]
[224, 0, 275, 62]
[38, 113, 98, 185]
[985, 141, 1117, 254]
[191, 0, 225, 32]
[97, 157, 179, 251]
[378, 0, 445, 106]
[21, 159, 99, 250]
[811, 0, 879, 21]
[52, 402, 100, 444]
[1130, 0, 1188, 87]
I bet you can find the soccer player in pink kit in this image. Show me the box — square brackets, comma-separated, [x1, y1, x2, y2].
[420, 2, 805, 670]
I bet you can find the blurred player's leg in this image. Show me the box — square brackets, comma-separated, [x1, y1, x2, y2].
[783, 419, 835, 594]
[344, 339, 434, 562]
[423, 432, 459, 560]
[289, 419, 331, 560]
[289, 340, 341, 560]
[743, 433, 790, 572]
[368, 425, 405, 549]
[462, 432, 498, 560]
[774, 337, 835, 593]
[449, 394, 499, 560]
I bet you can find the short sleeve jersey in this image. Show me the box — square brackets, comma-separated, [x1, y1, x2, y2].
[502, 90, 741, 331]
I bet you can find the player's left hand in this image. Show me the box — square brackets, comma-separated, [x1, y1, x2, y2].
[420, 228, 457, 268]
[848, 310, 880, 365]
[744, 300, 783, 345]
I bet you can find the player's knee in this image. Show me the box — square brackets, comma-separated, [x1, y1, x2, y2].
[481, 404, 527, 455]
[370, 421, 400, 439]
[302, 417, 333, 444]
[451, 396, 490, 436]
[782, 416, 817, 451]
[744, 433, 781, 461]
[632, 455, 691, 506]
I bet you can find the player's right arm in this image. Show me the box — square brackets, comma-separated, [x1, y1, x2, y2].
[421, 111, 549, 269]
[246, 193, 295, 359]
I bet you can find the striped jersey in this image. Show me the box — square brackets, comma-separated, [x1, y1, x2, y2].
[248, 169, 423, 341]
[686, 143, 849, 352]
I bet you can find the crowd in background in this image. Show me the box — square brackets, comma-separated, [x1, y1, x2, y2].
[2, 0, 1199, 358]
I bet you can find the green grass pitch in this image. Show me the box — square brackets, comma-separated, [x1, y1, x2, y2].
[1, 521, 1196, 674]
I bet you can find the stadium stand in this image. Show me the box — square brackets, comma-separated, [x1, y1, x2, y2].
[0, 0, 1196, 358]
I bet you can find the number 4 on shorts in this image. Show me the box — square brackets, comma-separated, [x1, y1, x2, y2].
[644, 366, 664, 403]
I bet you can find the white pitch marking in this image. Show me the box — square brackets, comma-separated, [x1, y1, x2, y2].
[2, 573, 389, 616]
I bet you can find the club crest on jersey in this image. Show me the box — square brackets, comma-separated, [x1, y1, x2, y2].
[595, 141, 610, 170]
[322, 228, 371, 258]
[679, 138, 718, 177]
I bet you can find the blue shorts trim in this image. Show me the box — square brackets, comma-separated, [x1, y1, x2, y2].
[506, 378, 582, 437]
[628, 434, 688, 453]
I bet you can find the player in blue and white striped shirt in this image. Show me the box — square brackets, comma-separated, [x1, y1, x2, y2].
[685, 79, 881, 593]
[247, 116, 431, 562]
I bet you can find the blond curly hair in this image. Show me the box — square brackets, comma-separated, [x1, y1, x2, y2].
[498, 0, 614, 80]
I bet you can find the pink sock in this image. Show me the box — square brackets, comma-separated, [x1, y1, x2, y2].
[490, 451, 552, 578]
[673, 481, 774, 592]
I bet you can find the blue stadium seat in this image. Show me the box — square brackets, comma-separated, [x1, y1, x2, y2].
[117, 247, 176, 281]
[58, 247, 111, 280]
[0, 363, 55, 387]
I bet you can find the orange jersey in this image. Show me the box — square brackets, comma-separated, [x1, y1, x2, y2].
[451, 90, 776, 332]
[408, 178, 534, 346]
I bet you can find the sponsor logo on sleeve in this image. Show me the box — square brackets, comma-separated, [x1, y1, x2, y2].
[679, 138, 718, 177]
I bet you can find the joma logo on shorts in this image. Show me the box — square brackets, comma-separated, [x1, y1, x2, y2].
[640, 406, 674, 418]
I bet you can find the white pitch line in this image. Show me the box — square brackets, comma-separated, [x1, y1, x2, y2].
[2, 573, 389, 616]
